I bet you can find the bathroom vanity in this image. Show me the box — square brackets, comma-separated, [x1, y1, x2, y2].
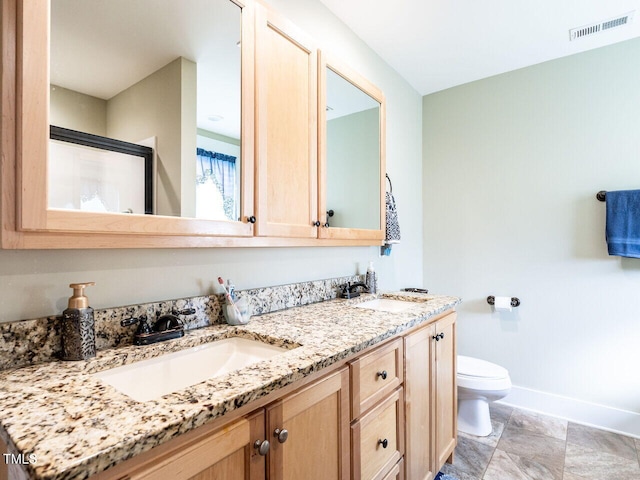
[0, 292, 459, 480]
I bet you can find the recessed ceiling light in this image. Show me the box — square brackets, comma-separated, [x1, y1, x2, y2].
[208, 115, 224, 122]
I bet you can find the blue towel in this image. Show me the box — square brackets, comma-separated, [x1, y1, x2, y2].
[605, 189, 640, 258]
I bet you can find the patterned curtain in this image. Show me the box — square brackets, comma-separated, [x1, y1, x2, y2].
[196, 148, 236, 220]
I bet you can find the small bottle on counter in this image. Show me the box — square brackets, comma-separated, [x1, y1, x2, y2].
[61, 282, 96, 361]
[366, 261, 377, 294]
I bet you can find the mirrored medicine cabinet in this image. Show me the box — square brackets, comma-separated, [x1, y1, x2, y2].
[318, 53, 385, 242]
[14, 0, 255, 241]
[1, 0, 385, 248]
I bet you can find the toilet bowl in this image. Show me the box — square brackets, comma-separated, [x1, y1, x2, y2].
[457, 355, 511, 436]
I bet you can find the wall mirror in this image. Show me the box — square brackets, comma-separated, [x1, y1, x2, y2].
[14, 0, 254, 238]
[319, 54, 385, 240]
[50, 0, 243, 221]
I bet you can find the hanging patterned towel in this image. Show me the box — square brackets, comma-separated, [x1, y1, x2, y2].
[385, 174, 401, 244]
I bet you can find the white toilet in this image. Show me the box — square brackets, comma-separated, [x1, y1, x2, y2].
[457, 355, 511, 436]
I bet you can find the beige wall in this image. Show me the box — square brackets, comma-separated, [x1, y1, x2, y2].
[50, 85, 107, 135]
[107, 57, 197, 217]
[0, 0, 423, 324]
[423, 37, 640, 413]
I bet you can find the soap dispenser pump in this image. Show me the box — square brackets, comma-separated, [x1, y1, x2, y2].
[61, 282, 96, 361]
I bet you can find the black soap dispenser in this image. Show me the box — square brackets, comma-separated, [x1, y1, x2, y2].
[61, 282, 96, 361]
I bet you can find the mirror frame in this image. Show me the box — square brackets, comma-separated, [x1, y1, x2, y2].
[15, 0, 255, 238]
[317, 51, 386, 241]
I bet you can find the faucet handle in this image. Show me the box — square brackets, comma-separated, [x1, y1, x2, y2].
[121, 315, 152, 335]
[121, 317, 139, 327]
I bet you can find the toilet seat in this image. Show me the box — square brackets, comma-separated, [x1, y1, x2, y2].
[458, 355, 508, 379]
[457, 355, 511, 391]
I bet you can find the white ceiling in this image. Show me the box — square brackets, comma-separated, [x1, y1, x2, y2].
[318, 0, 640, 95]
[51, 0, 242, 139]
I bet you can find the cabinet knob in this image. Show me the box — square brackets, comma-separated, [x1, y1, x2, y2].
[253, 439, 270, 456]
[432, 332, 444, 341]
[273, 428, 289, 443]
[378, 438, 389, 449]
[377, 370, 388, 380]
[313, 220, 321, 227]
[247, 215, 256, 223]
[323, 222, 329, 228]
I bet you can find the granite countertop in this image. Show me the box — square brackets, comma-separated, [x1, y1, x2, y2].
[0, 292, 460, 480]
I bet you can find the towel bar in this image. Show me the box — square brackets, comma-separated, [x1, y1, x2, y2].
[597, 191, 606, 201]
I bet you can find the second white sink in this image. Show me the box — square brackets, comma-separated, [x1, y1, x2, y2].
[354, 298, 420, 313]
[93, 337, 291, 402]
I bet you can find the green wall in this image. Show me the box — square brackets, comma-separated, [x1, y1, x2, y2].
[423, 37, 640, 413]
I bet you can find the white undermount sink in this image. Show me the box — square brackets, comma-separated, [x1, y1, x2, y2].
[353, 298, 421, 313]
[93, 337, 291, 402]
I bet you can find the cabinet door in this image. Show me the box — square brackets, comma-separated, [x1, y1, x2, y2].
[404, 324, 435, 480]
[434, 313, 457, 470]
[266, 367, 350, 480]
[105, 417, 255, 480]
[254, 4, 318, 238]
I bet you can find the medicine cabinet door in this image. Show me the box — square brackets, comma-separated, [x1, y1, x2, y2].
[318, 52, 385, 242]
[14, 0, 256, 241]
[254, 4, 319, 239]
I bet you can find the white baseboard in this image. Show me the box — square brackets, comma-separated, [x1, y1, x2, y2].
[497, 385, 640, 439]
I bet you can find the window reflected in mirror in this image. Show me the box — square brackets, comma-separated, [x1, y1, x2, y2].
[49, 0, 242, 221]
[325, 67, 381, 230]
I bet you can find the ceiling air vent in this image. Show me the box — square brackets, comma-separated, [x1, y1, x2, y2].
[570, 11, 635, 41]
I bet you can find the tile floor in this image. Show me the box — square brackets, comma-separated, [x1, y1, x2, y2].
[439, 403, 640, 480]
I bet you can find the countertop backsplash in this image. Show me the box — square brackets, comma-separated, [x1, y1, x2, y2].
[0, 274, 364, 371]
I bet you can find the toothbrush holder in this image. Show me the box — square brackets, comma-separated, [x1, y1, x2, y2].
[223, 296, 251, 326]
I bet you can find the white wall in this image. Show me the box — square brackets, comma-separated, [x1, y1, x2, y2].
[423, 38, 640, 414]
[0, 0, 423, 324]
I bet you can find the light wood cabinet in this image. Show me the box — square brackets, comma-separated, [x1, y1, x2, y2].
[404, 312, 457, 480]
[266, 367, 350, 480]
[350, 338, 403, 419]
[351, 387, 404, 480]
[95, 368, 349, 480]
[317, 52, 386, 242]
[404, 323, 435, 480]
[92, 416, 256, 480]
[433, 313, 457, 469]
[254, 3, 319, 239]
[380, 458, 404, 480]
[1, 0, 386, 249]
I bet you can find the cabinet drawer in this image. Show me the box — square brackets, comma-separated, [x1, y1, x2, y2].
[352, 387, 404, 480]
[350, 338, 403, 419]
[380, 458, 404, 480]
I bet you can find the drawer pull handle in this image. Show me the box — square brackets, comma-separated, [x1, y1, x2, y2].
[254, 439, 270, 456]
[274, 428, 289, 443]
[377, 370, 388, 380]
[378, 438, 389, 449]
